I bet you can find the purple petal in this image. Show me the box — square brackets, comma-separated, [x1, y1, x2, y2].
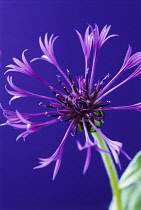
[33, 121, 74, 179]
[53, 159, 62, 180]
[83, 147, 91, 174]
[89, 119, 129, 167]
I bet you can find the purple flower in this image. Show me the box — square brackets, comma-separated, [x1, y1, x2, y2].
[5, 76, 58, 104]
[1, 24, 141, 179]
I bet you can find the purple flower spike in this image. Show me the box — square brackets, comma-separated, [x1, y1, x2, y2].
[5, 50, 37, 78]
[77, 118, 110, 174]
[99, 45, 141, 99]
[76, 25, 93, 76]
[121, 46, 141, 72]
[31, 33, 58, 65]
[76, 26, 93, 60]
[93, 24, 118, 51]
[6, 76, 58, 104]
[31, 33, 71, 85]
[1, 24, 141, 179]
[9, 110, 61, 141]
[97, 102, 141, 112]
[89, 24, 118, 91]
[34, 121, 73, 180]
[0, 104, 46, 125]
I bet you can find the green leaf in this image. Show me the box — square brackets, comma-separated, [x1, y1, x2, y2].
[109, 151, 141, 210]
[109, 184, 141, 210]
[119, 151, 141, 189]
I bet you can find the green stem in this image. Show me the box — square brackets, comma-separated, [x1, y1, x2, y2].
[92, 132, 122, 210]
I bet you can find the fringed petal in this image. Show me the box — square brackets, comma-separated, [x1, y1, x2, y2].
[89, 119, 130, 168]
[89, 24, 118, 91]
[34, 121, 73, 180]
[83, 147, 91, 174]
[6, 76, 57, 103]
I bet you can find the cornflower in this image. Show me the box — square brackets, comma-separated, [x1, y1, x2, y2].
[1, 24, 141, 183]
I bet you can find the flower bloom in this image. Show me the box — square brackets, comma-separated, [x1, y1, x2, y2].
[1, 24, 141, 180]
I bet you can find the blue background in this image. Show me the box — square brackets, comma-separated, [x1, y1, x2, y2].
[0, 1, 141, 210]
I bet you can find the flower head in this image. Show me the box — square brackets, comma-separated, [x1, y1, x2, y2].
[1, 24, 141, 179]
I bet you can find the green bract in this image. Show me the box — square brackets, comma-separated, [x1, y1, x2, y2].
[77, 111, 104, 133]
